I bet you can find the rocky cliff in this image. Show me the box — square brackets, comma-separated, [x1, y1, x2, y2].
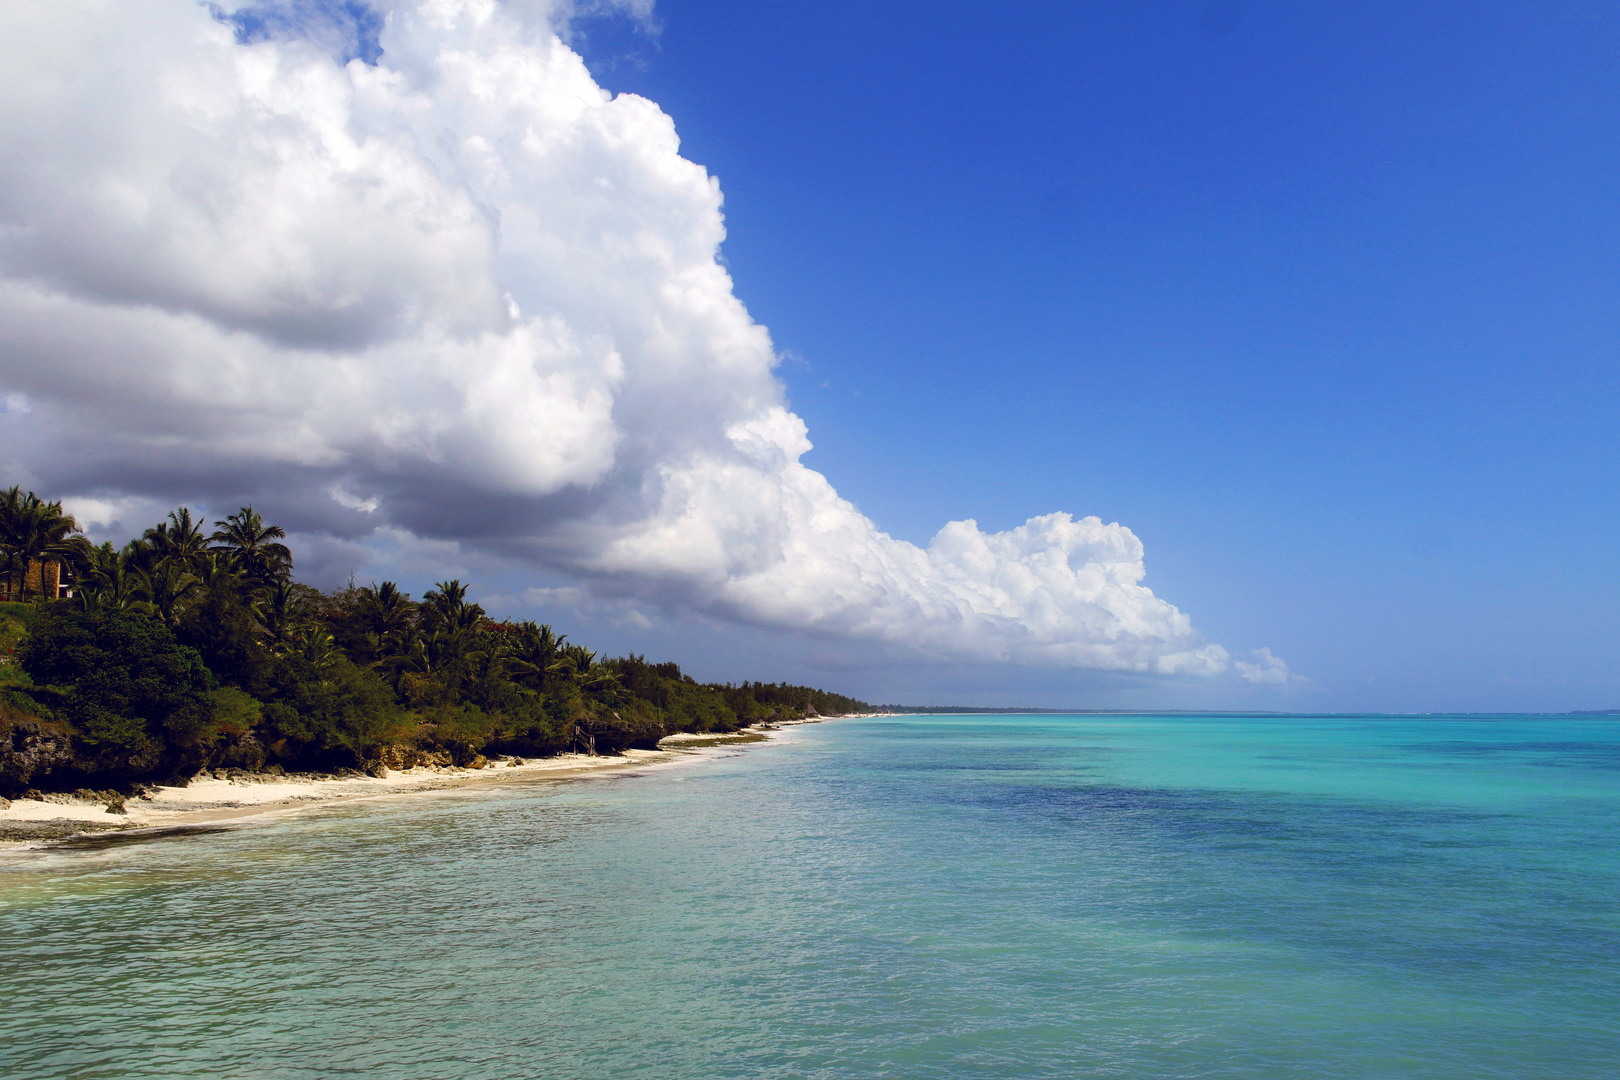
[0, 707, 79, 794]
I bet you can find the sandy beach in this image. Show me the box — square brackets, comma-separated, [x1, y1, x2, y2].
[0, 725, 812, 848]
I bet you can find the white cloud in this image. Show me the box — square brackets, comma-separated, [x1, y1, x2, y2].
[327, 485, 379, 513]
[1235, 647, 1291, 684]
[59, 495, 175, 543]
[0, 0, 1263, 679]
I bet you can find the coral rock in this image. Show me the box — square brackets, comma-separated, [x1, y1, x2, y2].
[0, 714, 78, 795]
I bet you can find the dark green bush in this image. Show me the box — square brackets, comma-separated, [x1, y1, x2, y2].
[20, 606, 215, 767]
[177, 587, 272, 695]
[488, 693, 573, 757]
[0, 687, 49, 720]
[262, 656, 411, 765]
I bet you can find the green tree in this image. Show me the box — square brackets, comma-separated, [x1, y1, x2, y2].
[176, 554, 272, 694]
[421, 579, 484, 634]
[504, 621, 566, 691]
[262, 655, 410, 765]
[382, 581, 490, 703]
[253, 581, 305, 655]
[75, 542, 152, 614]
[358, 581, 415, 661]
[19, 605, 216, 768]
[145, 561, 201, 628]
[291, 623, 340, 671]
[144, 507, 212, 573]
[209, 506, 293, 586]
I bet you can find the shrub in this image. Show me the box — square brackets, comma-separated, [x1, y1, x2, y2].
[209, 687, 262, 739]
[0, 688, 45, 718]
[425, 702, 499, 754]
[177, 588, 272, 695]
[20, 606, 215, 767]
[0, 665, 33, 687]
[488, 693, 572, 757]
[263, 656, 411, 765]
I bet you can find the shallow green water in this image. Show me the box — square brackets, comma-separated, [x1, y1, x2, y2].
[2, 714, 1617, 1078]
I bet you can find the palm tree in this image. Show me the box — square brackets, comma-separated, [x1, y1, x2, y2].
[291, 623, 339, 671]
[545, 644, 624, 754]
[580, 661, 625, 704]
[144, 507, 212, 573]
[564, 664, 627, 756]
[75, 543, 152, 614]
[194, 550, 248, 596]
[0, 486, 91, 600]
[507, 621, 566, 690]
[378, 583, 494, 703]
[145, 560, 201, 627]
[422, 579, 484, 634]
[358, 581, 414, 661]
[379, 626, 465, 705]
[463, 627, 511, 693]
[548, 644, 597, 683]
[0, 487, 22, 595]
[254, 581, 305, 655]
[209, 506, 293, 586]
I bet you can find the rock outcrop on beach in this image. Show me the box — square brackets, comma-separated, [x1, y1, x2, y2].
[0, 784, 136, 842]
[374, 745, 455, 772]
[0, 696, 178, 797]
[0, 818, 130, 842]
[0, 709, 79, 793]
[213, 732, 268, 774]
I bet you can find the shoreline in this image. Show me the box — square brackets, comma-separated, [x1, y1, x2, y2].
[0, 719, 851, 850]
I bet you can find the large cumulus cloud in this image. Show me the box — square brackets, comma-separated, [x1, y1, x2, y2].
[0, 0, 1261, 678]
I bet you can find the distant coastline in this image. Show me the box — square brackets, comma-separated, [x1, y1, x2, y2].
[0, 492, 871, 825]
[880, 705, 1620, 717]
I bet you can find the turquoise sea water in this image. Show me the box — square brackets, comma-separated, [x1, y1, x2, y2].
[2, 713, 1617, 1079]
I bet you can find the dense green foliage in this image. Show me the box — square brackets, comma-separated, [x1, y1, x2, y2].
[0, 495, 867, 792]
[0, 602, 32, 671]
[21, 607, 215, 767]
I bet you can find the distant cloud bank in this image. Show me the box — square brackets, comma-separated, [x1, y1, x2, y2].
[0, 0, 1274, 679]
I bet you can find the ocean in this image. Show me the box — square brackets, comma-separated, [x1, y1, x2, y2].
[2, 713, 1616, 1078]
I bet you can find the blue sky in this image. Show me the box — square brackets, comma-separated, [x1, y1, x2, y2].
[4, 0, 1617, 710]
[545, 0, 1620, 710]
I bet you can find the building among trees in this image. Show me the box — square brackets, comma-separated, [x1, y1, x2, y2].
[0, 558, 74, 601]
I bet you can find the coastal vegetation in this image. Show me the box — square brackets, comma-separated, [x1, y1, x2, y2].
[0, 490, 866, 795]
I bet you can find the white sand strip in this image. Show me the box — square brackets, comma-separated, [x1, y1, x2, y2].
[0, 721, 826, 846]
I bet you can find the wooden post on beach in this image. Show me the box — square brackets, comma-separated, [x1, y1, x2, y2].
[572, 720, 596, 755]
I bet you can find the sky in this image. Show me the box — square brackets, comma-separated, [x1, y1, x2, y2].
[1, 1, 1617, 711]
